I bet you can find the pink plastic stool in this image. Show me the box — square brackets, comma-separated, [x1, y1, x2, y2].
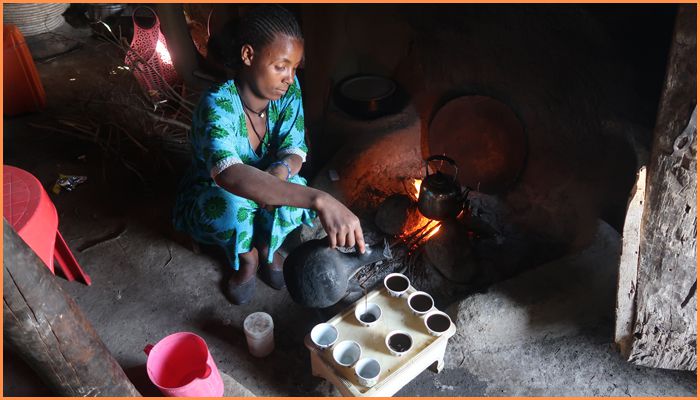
[3, 165, 91, 285]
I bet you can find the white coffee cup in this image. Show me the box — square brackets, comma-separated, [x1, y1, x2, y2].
[354, 302, 382, 327]
[407, 291, 434, 315]
[333, 340, 362, 367]
[310, 323, 338, 350]
[385, 330, 413, 357]
[354, 357, 381, 387]
[384, 273, 410, 297]
[424, 310, 452, 336]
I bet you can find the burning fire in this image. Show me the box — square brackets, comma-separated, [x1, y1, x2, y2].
[411, 179, 421, 201]
[418, 220, 441, 240]
[400, 179, 441, 250]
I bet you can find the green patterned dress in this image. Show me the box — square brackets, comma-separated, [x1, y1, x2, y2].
[173, 77, 316, 270]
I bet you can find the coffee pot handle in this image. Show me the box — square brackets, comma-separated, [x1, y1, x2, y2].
[425, 155, 458, 183]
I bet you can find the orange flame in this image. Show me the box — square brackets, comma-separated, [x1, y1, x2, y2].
[410, 179, 422, 201]
[399, 179, 443, 249]
[424, 224, 441, 240]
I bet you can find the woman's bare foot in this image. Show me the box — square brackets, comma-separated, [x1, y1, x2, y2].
[256, 245, 286, 290]
[229, 249, 259, 284]
[226, 249, 259, 304]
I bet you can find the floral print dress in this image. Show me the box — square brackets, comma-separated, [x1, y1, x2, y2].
[173, 77, 316, 270]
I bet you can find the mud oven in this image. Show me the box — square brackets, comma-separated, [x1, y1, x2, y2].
[294, 94, 575, 310]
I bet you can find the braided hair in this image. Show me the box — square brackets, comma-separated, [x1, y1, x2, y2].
[211, 5, 303, 70]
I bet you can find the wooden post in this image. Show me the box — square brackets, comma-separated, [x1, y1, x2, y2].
[3, 220, 141, 396]
[614, 166, 646, 356]
[616, 5, 697, 371]
[156, 4, 211, 90]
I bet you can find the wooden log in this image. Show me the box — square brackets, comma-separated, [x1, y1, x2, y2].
[625, 5, 697, 371]
[614, 166, 646, 356]
[3, 220, 141, 396]
[156, 4, 211, 91]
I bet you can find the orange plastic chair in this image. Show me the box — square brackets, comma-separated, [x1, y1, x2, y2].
[3, 165, 91, 285]
[3, 24, 46, 116]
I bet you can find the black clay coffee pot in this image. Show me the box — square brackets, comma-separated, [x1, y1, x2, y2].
[417, 155, 470, 221]
[283, 237, 391, 308]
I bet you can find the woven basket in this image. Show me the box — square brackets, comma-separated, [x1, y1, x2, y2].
[3, 3, 69, 37]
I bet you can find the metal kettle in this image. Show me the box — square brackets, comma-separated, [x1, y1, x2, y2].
[417, 155, 469, 221]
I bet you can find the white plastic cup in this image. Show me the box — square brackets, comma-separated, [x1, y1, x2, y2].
[385, 330, 413, 356]
[407, 291, 434, 315]
[243, 312, 274, 358]
[354, 357, 381, 387]
[384, 273, 410, 297]
[310, 323, 338, 350]
[424, 310, 452, 336]
[332, 340, 362, 367]
[354, 302, 382, 327]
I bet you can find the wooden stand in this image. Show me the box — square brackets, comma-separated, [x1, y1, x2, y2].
[304, 286, 455, 397]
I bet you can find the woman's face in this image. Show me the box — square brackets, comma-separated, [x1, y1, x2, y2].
[242, 34, 304, 101]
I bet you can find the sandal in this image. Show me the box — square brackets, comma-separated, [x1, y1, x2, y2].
[259, 265, 286, 290]
[226, 275, 256, 305]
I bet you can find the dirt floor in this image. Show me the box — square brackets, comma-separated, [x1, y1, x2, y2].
[4, 13, 697, 397]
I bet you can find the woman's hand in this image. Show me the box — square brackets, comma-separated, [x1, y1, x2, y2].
[266, 163, 289, 181]
[216, 165, 362, 249]
[313, 192, 366, 253]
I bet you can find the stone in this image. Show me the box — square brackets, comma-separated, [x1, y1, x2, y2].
[423, 220, 477, 284]
[375, 194, 419, 236]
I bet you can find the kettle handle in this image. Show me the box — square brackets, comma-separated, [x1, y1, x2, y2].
[425, 155, 459, 183]
[461, 186, 472, 205]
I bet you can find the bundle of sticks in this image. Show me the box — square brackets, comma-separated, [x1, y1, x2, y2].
[28, 20, 200, 188]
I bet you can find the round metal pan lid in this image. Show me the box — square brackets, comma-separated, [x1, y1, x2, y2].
[427, 95, 527, 194]
[338, 75, 397, 102]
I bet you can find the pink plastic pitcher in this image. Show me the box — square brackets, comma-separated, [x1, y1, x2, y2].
[144, 332, 224, 397]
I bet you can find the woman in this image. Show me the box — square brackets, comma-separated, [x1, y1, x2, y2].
[173, 5, 365, 305]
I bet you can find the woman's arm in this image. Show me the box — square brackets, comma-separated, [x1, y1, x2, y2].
[216, 163, 313, 208]
[215, 164, 365, 252]
[266, 154, 303, 180]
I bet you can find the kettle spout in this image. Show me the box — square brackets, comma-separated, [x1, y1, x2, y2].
[359, 239, 392, 264]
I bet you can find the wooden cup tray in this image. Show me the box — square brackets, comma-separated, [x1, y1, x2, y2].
[304, 285, 456, 397]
